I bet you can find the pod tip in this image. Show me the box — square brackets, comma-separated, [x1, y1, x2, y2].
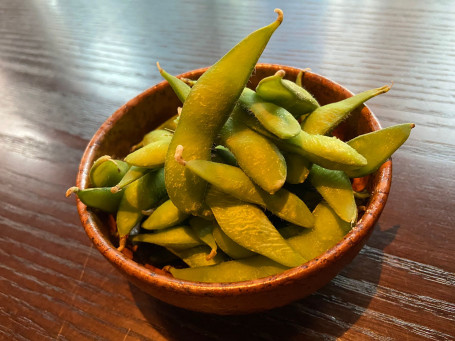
[111, 186, 120, 194]
[274, 8, 283, 23]
[410, 123, 416, 128]
[156, 61, 162, 72]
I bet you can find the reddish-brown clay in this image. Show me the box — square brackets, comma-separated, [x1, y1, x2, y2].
[75, 64, 391, 315]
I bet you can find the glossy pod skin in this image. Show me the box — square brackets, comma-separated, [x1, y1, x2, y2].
[164, 10, 283, 215]
[301, 85, 391, 135]
[76, 64, 395, 314]
[182, 158, 314, 228]
[205, 187, 305, 268]
[219, 112, 287, 194]
[89, 156, 130, 188]
[116, 168, 167, 237]
[255, 69, 320, 117]
[142, 199, 189, 230]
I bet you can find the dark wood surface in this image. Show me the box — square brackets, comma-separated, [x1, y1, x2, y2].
[1, 0, 454, 340]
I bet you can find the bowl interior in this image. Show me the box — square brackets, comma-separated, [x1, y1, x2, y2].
[76, 63, 390, 314]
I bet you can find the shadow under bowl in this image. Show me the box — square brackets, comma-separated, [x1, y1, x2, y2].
[76, 63, 391, 315]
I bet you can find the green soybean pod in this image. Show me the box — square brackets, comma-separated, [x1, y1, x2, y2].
[309, 164, 357, 223]
[283, 152, 311, 184]
[116, 168, 167, 237]
[169, 255, 289, 283]
[255, 70, 320, 118]
[65, 187, 123, 214]
[181, 158, 314, 228]
[206, 188, 305, 267]
[213, 145, 238, 166]
[219, 111, 287, 194]
[111, 166, 150, 193]
[142, 199, 189, 230]
[165, 10, 283, 215]
[301, 85, 391, 135]
[89, 156, 130, 188]
[157, 62, 191, 103]
[141, 129, 173, 146]
[345, 123, 415, 178]
[239, 88, 301, 139]
[166, 245, 226, 268]
[212, 223, 256, 259]
[156, 114, 179, 131]
[189, 217, 218, 259]
[287, 202, 352, 260]
[124, 136, 172, 168]
[131, 225, 202, 249]
[274, 130, 367, 171]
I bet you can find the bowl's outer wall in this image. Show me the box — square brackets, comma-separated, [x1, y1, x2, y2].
[76, 64, 391, 314]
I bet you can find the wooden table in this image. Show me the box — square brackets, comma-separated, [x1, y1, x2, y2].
[1, 1, 454, 339]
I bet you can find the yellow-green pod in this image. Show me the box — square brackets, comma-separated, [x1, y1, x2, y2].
[212, 223, 256, 259]
[219, 111, 287, 194]
[65, 187, 123, 214]
[189, 217, 218, 258]
[255, 70, 319, 118]
[169, 255, 289, 283]
[302, 85, 391, 135]
[283, 152, 311, 184]
[156, 114, 179, 131]
[239, 88, 301, 139]
[116, 168, 167, 237]
[89, 156, 130, 188]
[309, 164, 357, 223]
[142, 199, 189, 230]
[287, 202, 352, 260]
[111, 166, 150, 193]
[275, 130, 367, 171]
[346, 123, 414, 178]
[157, 62, 191, 103]
[166, 245, 226, 268]
[184, 159, 314, 228]
[124, 136, 172, 168]
[141, 129, 173, 146]
[131, 225, 202, 250]
[206, 188, 305, 267]
[165, 10, 283, 215]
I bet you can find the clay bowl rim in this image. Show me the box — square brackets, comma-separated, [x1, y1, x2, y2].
[76, 63, 391, 296]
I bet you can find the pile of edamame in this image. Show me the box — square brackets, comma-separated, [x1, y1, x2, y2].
[67, 9, 414, 283]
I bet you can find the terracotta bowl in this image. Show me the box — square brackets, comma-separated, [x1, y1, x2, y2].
[76, 63, 391, 315]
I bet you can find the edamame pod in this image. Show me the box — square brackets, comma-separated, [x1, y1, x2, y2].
[156, 114, 179, 131]
[165, 9, 283, 215]
[302, 85, 391, 135]
[131, 225, 202, 249]
[65, 187, 123, 213]
[166, 245, 226, 268]
[206, 188, 305, 267]
[219, 111, 287, 194]
[287, 202, 352, 260]
[239, 88, 301, 139]
[124, 136, 172, 168]
[180, 157, 313, 228]
[141, 129, 173, 146]
[157, 63, 191, 103]
[345, 123, 415, 178]
[212, 223, 256, 259]
[283, 152, 311, 184]
[89, 156, 130, 188]
[169, 255, 289, 283]
[255, 70, 319, 118]
[189, 217, 218, 259]
[213, 145, 238, 166]
[116, 168, 167, 237]
[309, 164, 357, 223]
[142, 199, 189, 230]
[111, 166, 150, 193]
[275, 130, 367, 171]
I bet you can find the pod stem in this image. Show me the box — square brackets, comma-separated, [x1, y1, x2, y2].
[65, 186, 79, 197]
[206, 248, 218, 261]
[110, 185, 120, 194]
[274, 8, 283, 23]
[174, 145, 187, 166]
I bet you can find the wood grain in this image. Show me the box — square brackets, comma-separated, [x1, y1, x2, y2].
[0, 0, 454, 339]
